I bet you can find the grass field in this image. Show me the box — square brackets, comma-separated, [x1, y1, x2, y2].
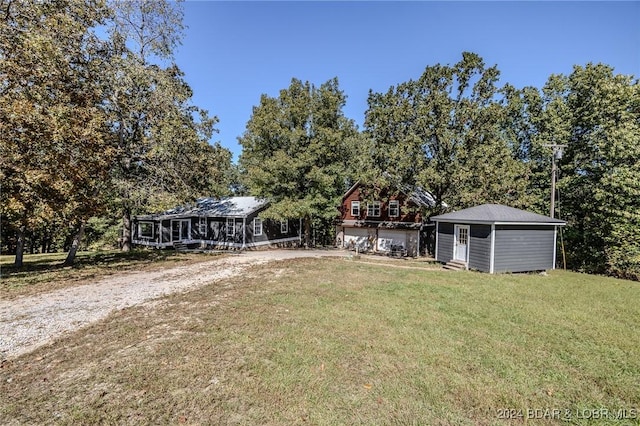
[1, 258, 638, 425]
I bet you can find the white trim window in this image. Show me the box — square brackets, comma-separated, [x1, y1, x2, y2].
[138, 221, 154, 239]
[280, 220, 289, 234]
[351, 201, 360, 217]
[389, 200, 400, 217]
[253, 218, 263, 236]
[367, 201, 381, 217]
[226, 218, 235, 238]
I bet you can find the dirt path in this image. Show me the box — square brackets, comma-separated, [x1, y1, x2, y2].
[0, 249, 339, 360]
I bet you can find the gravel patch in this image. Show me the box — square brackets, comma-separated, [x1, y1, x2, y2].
[0, 249, 339, 360]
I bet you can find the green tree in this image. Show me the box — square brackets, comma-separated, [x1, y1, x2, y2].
[0, 0, 114, 267]
[107, 0, 231, 251]
[557, 64, 640, 279]
[239, 77, 360, 245]
[364, 52, 530, 213]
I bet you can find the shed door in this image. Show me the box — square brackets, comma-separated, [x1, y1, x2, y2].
[454, 225, 469, 262]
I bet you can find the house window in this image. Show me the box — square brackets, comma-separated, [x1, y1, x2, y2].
[138, 222, 154, 239]
[226, 218, 235, 237]
[389, 200, 400, 217]
[253, 218, 263, 236]
[280, 220, 289, 233]
[367, 201, 381, 217]
[351, 201, 360, 216]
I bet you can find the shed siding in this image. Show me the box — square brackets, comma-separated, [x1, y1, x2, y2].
[436, 223, 454, 263]
[468, 225, 491, 272]
[493, 225, 556, 272]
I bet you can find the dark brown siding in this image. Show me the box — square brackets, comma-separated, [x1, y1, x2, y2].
[340, 185, 423, 223]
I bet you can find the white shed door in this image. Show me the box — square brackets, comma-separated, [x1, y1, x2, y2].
[454, 225, 469, 262]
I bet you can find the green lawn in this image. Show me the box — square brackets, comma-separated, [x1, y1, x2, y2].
[1, 258, 638, 425]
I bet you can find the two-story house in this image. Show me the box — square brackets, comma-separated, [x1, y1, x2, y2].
[335, 181, 439, 257]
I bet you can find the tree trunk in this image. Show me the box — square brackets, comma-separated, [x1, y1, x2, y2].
[304, 215, 312, 248]
[121, 207, 131, 252]
[64, 222, 86, 266]
[14, 225, 25, 268]
[42, 232, 51, 253]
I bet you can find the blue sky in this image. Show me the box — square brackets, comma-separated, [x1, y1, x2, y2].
[173, 1, 639, 161]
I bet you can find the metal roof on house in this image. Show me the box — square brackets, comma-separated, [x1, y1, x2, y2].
[398, 183, 442, 208]
[137, 196, 269, 220]
[430, 204, 566, 225]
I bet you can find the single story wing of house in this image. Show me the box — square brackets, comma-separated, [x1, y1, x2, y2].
[132, 196, 301, 250]
[431, 204, 567, 273]
[335, 181, 442, 257]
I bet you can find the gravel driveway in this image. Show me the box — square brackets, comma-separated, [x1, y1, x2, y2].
[0, 249, 339, 360]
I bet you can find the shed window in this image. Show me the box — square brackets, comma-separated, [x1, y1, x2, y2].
[389, 200, 399, 217]
[138, 222, 154, 239]
[226, 218, 235, 237]
[280, 220, 289, 233]
[253, 218, 263, 236]
[351, 201, 360, 216]
[367, 201, 381, 217]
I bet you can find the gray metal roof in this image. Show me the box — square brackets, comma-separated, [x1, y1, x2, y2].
[430, 204, 566, 225]
[137, 196, 269, 220]
[398, 183, 443, 208]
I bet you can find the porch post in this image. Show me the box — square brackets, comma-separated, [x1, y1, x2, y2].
[242, 217, 246, 250]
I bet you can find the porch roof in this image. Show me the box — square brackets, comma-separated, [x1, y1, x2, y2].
[136, 196, 269, 220]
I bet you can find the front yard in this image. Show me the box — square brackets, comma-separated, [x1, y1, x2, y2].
[1, 258, 638, 425]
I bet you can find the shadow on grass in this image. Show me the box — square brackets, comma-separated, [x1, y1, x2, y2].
[0, 250, 181, 278]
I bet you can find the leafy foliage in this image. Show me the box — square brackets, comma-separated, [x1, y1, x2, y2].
[1, 0, 233, 263]
[556, 64, 640, 279]
[0, 0, 114, 266]
[238, 77, 360, 244]
[364, 52, 530, 214]
[107, 0, 232, 251]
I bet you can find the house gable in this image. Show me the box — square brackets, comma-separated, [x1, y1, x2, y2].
[339, 181, 434, 226]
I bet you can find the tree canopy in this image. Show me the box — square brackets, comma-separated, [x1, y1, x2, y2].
[238, 77, 360, 245]
[107, 0, 232, 252]
[0, 0, 115, 266]
[364, 52, 530, 214]
[556, 64, 640, 279]
[1, 0, 233, 264]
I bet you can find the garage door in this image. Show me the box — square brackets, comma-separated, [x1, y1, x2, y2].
[343, 228, 374, 251]
[377, 230, 407, 252]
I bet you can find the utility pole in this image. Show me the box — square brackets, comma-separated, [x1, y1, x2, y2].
[543, 144, 567, 218]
